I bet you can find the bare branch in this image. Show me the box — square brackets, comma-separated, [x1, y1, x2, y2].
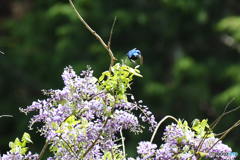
[119, 126, 126, 159]
[150, 115, 178, 143]
[37, 141, 49, 160]
[0, 115, 12, 118]
[69, 0, 116, 72]
[108, 16, 117, 49]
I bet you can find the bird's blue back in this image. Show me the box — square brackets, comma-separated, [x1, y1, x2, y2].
[127, 48, 141, 60]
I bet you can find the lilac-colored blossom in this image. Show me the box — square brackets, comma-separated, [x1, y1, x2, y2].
[18, 65, 156, 159]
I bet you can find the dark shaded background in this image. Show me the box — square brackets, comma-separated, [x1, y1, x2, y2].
[1, 0, 240, 158]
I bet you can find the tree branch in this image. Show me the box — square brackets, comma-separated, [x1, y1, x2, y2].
[69, 0, 116, 72]
[150, 115, 178, 143]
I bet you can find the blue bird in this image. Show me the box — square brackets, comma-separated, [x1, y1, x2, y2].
[126, 48, 143, 65]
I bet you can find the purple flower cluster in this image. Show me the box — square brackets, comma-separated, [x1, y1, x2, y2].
[137, 141, 157, 159]
[133, 122, 236, 160]
[1, 151, 38, 160]
[18, 65, 157, 159]
[2, 64, 235, 160]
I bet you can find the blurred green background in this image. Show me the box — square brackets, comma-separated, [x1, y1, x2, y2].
[1, 0, 240, 158]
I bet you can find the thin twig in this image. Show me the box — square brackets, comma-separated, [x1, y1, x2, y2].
[214, 130, 228, 137]
[37, 115, 72, 160]
[199, 120, 240, 160]
[82, 116, 110, 158]
[108, 16, 117, 49]
[82, 96, 116, 158]
[69, 0, 116, 72]
[119, 126, 126, 160]
[206, 120, 240, 154]
[60, 135, 78, 159]
[196, 99, 237, 156]
[150, 115, 178, 143]
[111, 148, 114, 160]
[213, 106, 240, 137]
[37, 141, 49, 160]
[0, 115, 12, 118]
[194, 100, 240, 160]
[209, 98, 235, 130]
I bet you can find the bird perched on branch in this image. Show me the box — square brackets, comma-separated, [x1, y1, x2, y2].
[126, 48, 143, 65]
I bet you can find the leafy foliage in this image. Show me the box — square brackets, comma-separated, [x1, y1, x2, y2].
[99, 63, 142, 95]
[9, 132, 33, 155]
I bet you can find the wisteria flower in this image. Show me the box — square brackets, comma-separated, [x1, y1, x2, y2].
[17, 64, 157, 159]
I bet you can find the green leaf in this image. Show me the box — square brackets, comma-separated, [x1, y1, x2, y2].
[192, 119, 201, 133]
[21, 147, 28, 155]
[197, 151, 208, 157]
[22, 132, 33, 144]
[49, 144, 58, 153]
[192, 119, 212, 138]
[99, 71, 111, 82]
[14, 138, 21, 146]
